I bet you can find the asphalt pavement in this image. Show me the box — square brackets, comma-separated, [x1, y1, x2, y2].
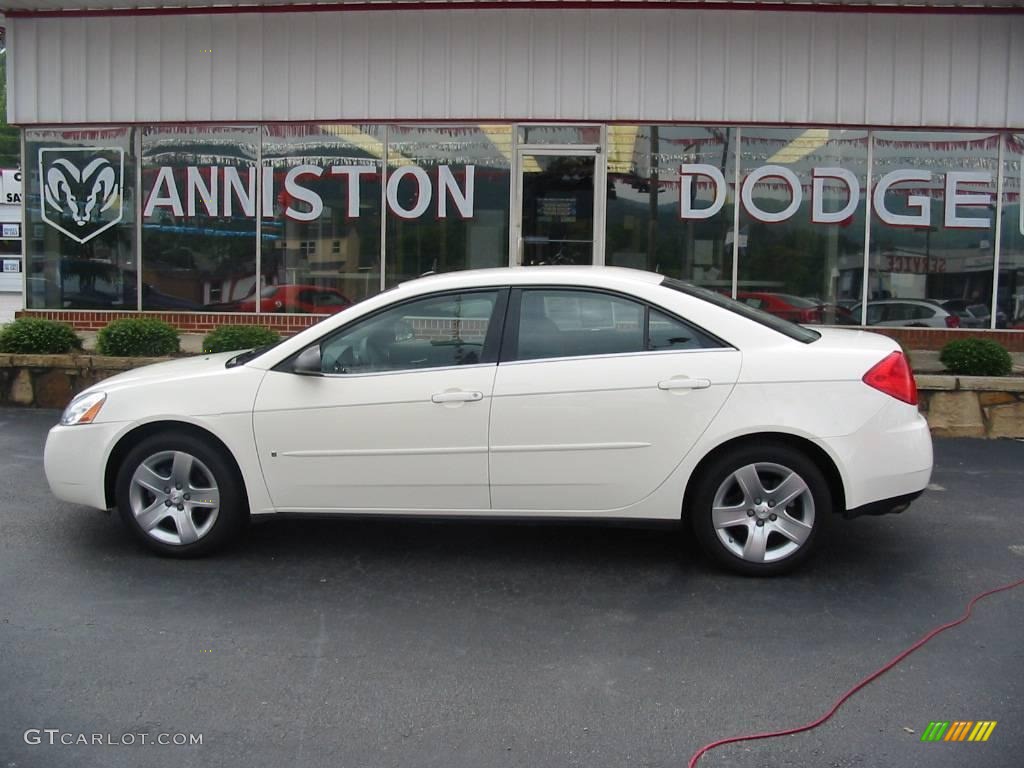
[1, 407, 1022, 768]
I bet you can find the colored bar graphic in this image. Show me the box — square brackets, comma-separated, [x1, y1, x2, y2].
[968, 721, 997, 742]
[920, 720, 996, 742]
[944, 721, 973, 741]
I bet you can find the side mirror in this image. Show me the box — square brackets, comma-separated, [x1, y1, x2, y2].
[292, 345, 323, 376]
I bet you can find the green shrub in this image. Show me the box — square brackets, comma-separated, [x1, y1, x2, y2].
[939, 338, 1013, 377]
[97, 318, 180, 357]
[203, 325, 280, 354]
[0, 318, 82, 354]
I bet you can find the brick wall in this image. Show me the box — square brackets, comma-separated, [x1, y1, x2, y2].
[869, 327, 1024, 353]
[15, 310, 326, 334]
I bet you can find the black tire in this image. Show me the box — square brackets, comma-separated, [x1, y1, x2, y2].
[689, 442, 831, 576]
[115, 431, 247, 557]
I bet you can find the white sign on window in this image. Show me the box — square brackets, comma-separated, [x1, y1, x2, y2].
[0, 169, 22, 205]
[2, 259, 21, 273]
[2, 223, 20, 239]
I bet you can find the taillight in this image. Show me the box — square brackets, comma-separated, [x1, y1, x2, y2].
[863, 351, 918, 405]
[945, 314, 960, 328]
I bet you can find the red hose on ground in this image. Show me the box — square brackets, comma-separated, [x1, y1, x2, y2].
[688, 576, 1024, 768]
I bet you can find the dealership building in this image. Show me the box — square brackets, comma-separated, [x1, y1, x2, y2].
[1, 0, 1022, 345]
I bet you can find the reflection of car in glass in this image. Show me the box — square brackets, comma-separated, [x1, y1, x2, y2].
[737, 292, 856, 325]
[940, 300, 1006, 329]
[853, 299, 960, 328]
[233, 285, 353, 314]
[45, 267, 933, 577]
[41, 259, 203, 310]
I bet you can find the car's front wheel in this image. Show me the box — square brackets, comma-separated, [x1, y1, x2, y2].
[115, 432, 246, 557]
[690, 443, 830, 576]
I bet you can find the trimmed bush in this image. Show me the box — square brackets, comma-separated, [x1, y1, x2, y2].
[0, 318, 82, 354]
[203, 325, 281, 354]
[939, 338, 1013, 377]
[97, 318, 180, 357]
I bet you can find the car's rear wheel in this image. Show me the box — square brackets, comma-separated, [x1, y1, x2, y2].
[690, 443, 830, 576]
[115, 432, 246, 557]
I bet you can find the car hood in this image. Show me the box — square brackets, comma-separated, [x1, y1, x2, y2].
[84, 351, 241, 395]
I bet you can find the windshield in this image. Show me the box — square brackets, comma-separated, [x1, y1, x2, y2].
[662, 278, 821, 344]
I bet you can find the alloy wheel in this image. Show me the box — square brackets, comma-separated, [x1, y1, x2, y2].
[711, 462, 816, 564]
[128, 450, 221, 546]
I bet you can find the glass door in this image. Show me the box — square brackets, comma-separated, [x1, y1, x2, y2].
[514, 148, 603, 266]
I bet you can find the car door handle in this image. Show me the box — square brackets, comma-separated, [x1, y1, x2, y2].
[658, 377, 711, 391]
[431, 390, 484, 403]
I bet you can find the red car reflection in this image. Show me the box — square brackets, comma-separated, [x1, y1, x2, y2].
[737, 292, 856, 325]
[234, 285, 353, 315]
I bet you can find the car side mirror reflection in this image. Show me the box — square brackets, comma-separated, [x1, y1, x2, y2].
[292, 345, 323, 376]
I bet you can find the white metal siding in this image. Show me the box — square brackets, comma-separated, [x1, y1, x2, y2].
[8, 8, 1024, 127]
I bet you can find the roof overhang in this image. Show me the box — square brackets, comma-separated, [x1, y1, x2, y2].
[3, 0, 1023, 18]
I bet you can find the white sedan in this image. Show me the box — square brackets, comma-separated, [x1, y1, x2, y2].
[44, 267, 932, 575]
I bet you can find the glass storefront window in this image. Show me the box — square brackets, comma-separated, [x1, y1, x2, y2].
[518, 125, 601, 146]
[21, 121, 1024, 333]
[262, 124, 384, 310]
[140, 124, 260, 311]
[868, 132, 1000, 329]
[736, 128, 867, 325]
[25, 128, 137, 310]
[1000, 134, 1024, 329]
[385, 125, 510, 284]
[605, 126, 736, 291]
[140, 126, 259, 311]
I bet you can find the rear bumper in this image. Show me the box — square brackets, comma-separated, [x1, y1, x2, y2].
[818, 399, 933, 511]
[844, 489, 924, 519]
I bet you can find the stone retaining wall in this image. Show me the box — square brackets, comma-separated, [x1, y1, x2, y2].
[916, 375, 1024, 439]
[0, 354, 168, 409]
[3, 354, 1024, 439]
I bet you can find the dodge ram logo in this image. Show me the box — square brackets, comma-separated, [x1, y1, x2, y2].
[38, 148, 124, 243]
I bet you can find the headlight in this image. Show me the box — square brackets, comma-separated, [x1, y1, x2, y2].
[60, 391, 107, 426]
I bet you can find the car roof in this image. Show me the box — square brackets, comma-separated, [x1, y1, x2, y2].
[395, 266, 664, 293]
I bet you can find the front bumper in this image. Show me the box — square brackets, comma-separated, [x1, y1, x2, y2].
[44, 421, 125, 510]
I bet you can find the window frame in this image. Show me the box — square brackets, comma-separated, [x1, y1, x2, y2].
[499, 285, 728, 365]
[275, 286, 510, 377]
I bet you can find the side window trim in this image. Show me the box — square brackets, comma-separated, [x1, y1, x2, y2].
[274, 286, 511, 375]
[480, 287, 510, 365]
[499, 285, 728, 364]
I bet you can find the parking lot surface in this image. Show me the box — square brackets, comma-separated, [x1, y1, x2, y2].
[1, 407, 1022, 767]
